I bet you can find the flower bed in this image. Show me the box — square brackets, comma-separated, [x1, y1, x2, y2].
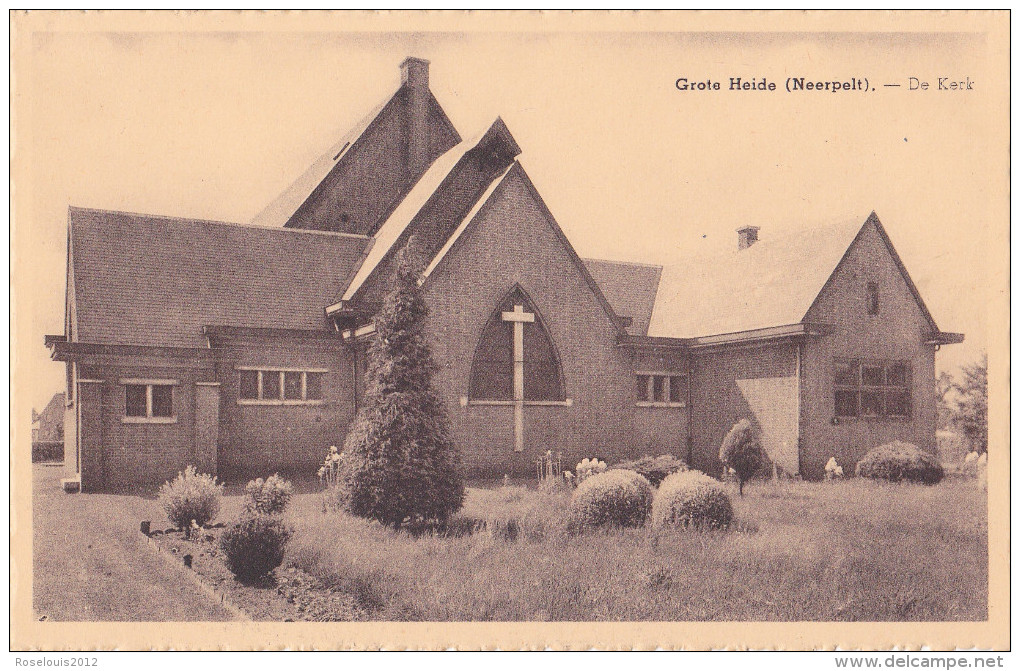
[150, 525, 363, 621]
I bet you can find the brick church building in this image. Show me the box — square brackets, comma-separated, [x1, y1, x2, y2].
[46, 58, 963, 491]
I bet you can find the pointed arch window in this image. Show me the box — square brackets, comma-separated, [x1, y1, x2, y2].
[468, 288, 565, 402]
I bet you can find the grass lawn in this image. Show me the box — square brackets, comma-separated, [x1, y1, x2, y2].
[34, 462, 987, 622]
[32, 463, 238, 621]
[287, 476, 988, 621]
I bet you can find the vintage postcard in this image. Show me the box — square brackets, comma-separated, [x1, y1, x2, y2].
[10, 10, 1009, 651]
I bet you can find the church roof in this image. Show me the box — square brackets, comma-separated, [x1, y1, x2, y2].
[647, 218, 866, 339]
[250, 83, 460, 230]
[583, 259, 663, 336]
[68, 207, 371, 348]
[339, 134, 480, 302]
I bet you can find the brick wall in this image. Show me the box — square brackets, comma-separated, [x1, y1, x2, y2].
[689, 342, 799, 477]
[799, 221, 938, 478]
[214, 337, 355, 481]
[630, 348, 691, 463]
[88, 361, 211, 490]
[287, 90, 458, 236]
[421, 165, 642, 477]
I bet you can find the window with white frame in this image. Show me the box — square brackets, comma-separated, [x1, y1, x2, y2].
[636, 373, 687, 407]
[237, 368, 326, 404]
[121, 379, 177, 422]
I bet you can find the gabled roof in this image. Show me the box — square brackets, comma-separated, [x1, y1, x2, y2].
[250, 84, 460, 230]
[338, 134, 479, 303]
[422, 163, 516, 281]
[647, 218, 866, 339]
[251, 94, 395, 228]
[583, 259, 663, 336]
[337, 118, 524, 307]
[68, 207, 371, 348]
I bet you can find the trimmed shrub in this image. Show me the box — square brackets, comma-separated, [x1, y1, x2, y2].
[652, 470, 733, 530]
[244, 473, 294, 515]
[855, 441, 944, 485]
[719, 419, 768, 495]
[220, 514, 292, 583]
[158, 465, 223, 530]
[568, 469, 654, 530]
[614, 454, 688, 487]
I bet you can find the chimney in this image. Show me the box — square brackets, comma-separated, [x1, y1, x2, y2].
[737, 225, 760, 250]
[401, 57, 430, 177]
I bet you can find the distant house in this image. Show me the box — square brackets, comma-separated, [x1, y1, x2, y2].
[32, 392, 64, 443]
[46, 57, 964, 491]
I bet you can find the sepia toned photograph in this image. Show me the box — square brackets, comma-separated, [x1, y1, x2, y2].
[10, 10, 1009, 652]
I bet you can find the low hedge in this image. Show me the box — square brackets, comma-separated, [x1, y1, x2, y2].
[855, 441, 944, 485]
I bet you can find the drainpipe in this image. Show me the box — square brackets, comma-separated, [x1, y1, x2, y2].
[795, 341, 803, 476]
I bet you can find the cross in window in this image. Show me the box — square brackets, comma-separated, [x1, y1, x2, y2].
[501, 304, 535, 452]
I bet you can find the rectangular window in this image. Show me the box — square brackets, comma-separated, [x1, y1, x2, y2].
[236, 368, 327, 405]
[669, 375, 687, 403]
[122, 380, 176, 422]
[239, 370, 259, 400]
[867, 281, 880, 315]
[636, 373, 686, 407]
[834, 359, 910, 419]
[284, 371, 303, 400]
[636, 375, 651, 402]
[262, 371, 281, 400]
[150, 385, 174, 417]
[305, 372, 324, 401]
[652, 375, 666, 402]
[125, 384, 147, 417]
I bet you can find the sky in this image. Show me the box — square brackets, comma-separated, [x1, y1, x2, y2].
[17, 28, 1000, 412]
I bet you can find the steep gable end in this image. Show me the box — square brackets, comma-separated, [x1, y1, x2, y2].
[252, 58, 460, 236]
[421, 161, 628, 338]
[338, 118, 525, 312]
[583, 259, 662, 336]
[804, 212, 941, 336]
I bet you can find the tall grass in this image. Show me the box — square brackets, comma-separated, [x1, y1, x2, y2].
[286, 478, 987, 621]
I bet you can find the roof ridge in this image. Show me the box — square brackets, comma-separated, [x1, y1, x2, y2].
[68, 205, 373, 241]
[583, 256, 664, 270]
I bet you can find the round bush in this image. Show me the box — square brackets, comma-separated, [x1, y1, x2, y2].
[652, 470, 733, 530]
[244, 473, 293, 515]
[613, 454, 688, 487]
[568, 469, 654, 530]
[220, 514, 291, 583]
[158, 465, 223, 529]
[855, 441, 944, 485]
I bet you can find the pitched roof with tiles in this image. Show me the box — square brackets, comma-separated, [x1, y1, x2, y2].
[647, 218, 866, 339]
[583, 259, 663, 336]
[68, 207, 371, 348]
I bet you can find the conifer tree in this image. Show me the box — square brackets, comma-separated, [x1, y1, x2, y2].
[337, 238, 464, 529]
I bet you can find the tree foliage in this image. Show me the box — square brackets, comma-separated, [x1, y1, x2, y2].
[336, 239, 465, 529]
[719, 418, 767, 496]
[952, 353, 988, 454]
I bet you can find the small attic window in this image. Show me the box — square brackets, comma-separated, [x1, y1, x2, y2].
[866, 281, 880, 315]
